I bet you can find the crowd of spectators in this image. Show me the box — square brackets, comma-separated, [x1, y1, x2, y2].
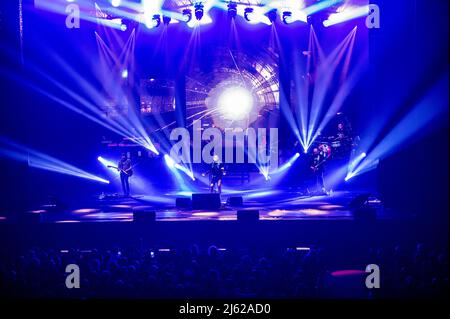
[0, 243, 447, 299]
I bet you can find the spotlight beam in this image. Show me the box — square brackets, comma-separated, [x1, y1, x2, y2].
[272, 153, 300, 175]
[1, 61, 137, 144]
[0, 138, 109, 184]
[164, 155, 195, 191]
[303, 0, 344, 16]
[306, 28, 357, 149]
[312, 55, 367, 144]
[46, 51, 158, 154]
[292, 26, 316, 153]
[46, 38, 159, 154]
[323, 5, 370, 27]
[26, 59, 148, 152]
[98, 156, 119, 176]
[349, 74, 449, 179]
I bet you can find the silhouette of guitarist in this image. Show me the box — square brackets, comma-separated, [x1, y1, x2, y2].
[117, 153, 132, 197]
[311, 147, 328, 194]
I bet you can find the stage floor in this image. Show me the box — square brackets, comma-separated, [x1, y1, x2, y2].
[31, 189, 385, 223]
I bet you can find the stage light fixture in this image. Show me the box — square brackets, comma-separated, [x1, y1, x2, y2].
[267, 9, 277, 24]
[182, 9, 192, 23]
[98, 156, 119, 175]
[163, 15, 171, 25]
[121, 69, 128, 79]
[244, 7, 254, 22]
[344, 173, 354, 182]
[194, 3, 204, 21]
[282, 11, 292, 24]
[107, 17, 128, 31]
[228, 2, 237, 19]
[152, 14, 161, 27]
[348, 152, 368, 175]
[121, 18, 138, 31]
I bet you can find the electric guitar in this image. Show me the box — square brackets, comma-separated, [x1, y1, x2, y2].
[107, 165, 133, 176]
[310, 159, 327, 173]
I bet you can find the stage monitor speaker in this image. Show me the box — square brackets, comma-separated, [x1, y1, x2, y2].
[237, 209, 259, 222]
[192, 193, 221, 210]
[227, 196, 243, 206]
[349, 194, 376, 221]
[133, 210, 156, 223]
[349, 193, 371, 210]
[176, 197, 192, 209]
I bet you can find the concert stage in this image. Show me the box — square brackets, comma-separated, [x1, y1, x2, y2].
[30, 190, 383, 224]
[0, 0, 448, 302]
[4, 188, 440, 261]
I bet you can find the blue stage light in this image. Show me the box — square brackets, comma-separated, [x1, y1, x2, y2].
[282, 11, 292, 24]
[163, 155, 195, 191]
[244, 7, 253, 22]
[228, 2, 237, 19]
[349, 74, 448, 180]
[98, 156, 118, 173]
[164, 154, 175, 169]
[303, 0, 344, 16]
[272, 152, 301, 175]
[323, 5, 369, 27]
[164, 155, 195, 181]
[194, 3, 204, 21]
[0, 138, 109, 184]
[163, 15, 171, 25]
[182, 9, 192, 23]
[267, 9, 277, 24]
[152, 14, 161, 27]
[348, 151, 367, 173]
[27, 39, 159, 155]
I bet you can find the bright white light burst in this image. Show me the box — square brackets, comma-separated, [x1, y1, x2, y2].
[218, 86, 254, 121]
